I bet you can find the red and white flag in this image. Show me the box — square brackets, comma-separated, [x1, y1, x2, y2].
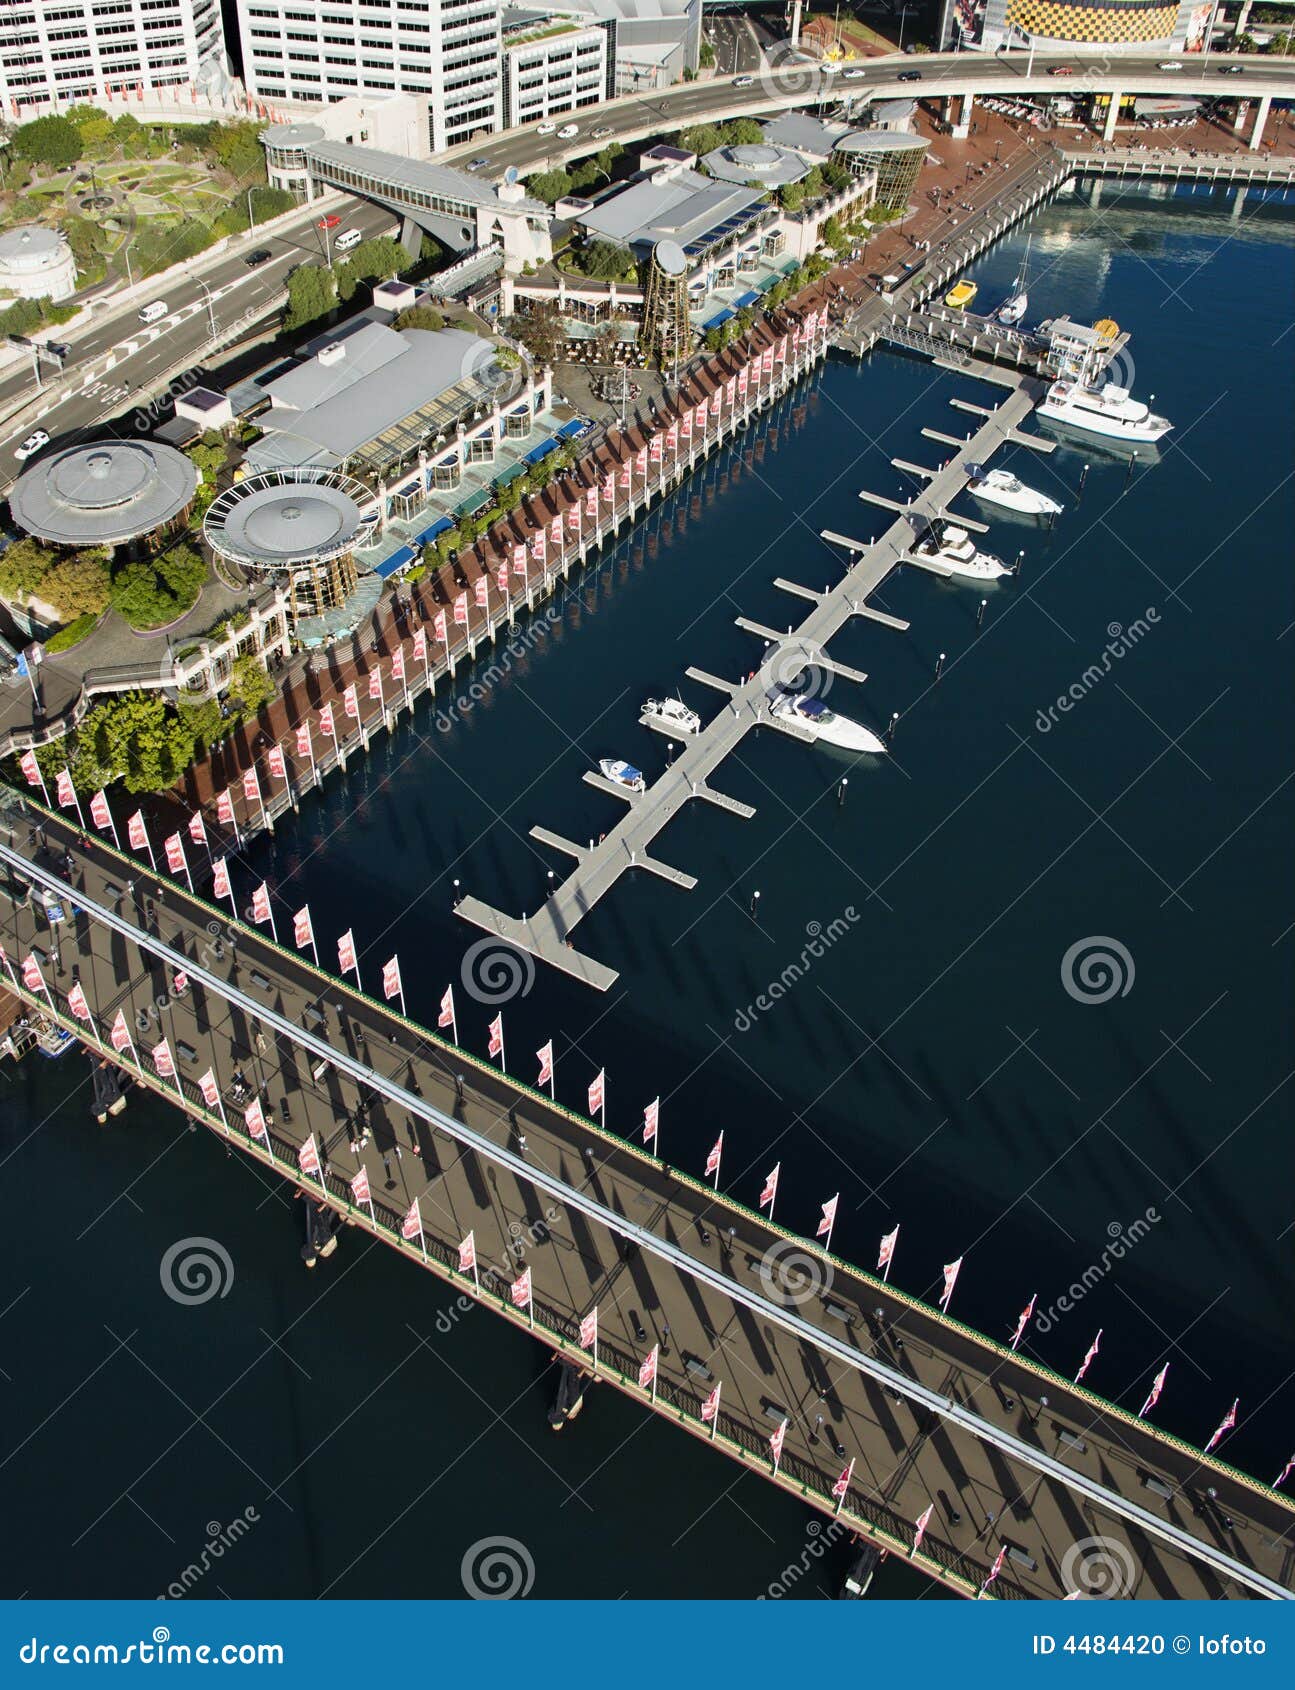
[90, 790, 112, 830]
[530, 532, 545, 562]
[212, 857, 231, 900]
[298, 1134, 321, 1177]
[759, 1163, 780, 1211]
[511, 1267, 532, 1310]
[488, 1013, 504, 1059]
[293, 906, 313, 950]
[642, 1097, 659, 1147]
[198, 1069, 220, 1109]
[549, 515, 561, 545]
[242, 768, 261, 806]
[496, 563, 508, 597]
[434, 608, 449, 645]
[513, 543, 528, 576]
[368, 671, 382, 703]
[982, 1546, 1007, 1594]
[587, 1068, 604, 1117]
[601, 477, 614, 504]
[619, 462, 631, 488]
[391, 647, 405, 682]
[152, 1040, 175, 1078]
[127, 810, 149, 852]
[638, 1345, 658, 1390]
[338, 929, 357, 973]
[817, 1194, 839, 1239]
[1139, 1363, 1169, 1420]
[701, 1383, 721, 1423]
[1010, 1294, 1037, 1352]
[351, 1166, 371, 1208]
[1205, 1398, 1239, 1454]
[164, 832, 186, 876]
[319, 703, 336, 738]
[412, 627, 428, 662]
[21, 953, 43, 993]
[267, 744, 287, 782]
[296, 722, 312, 759]
[453, 591, 469, 626]
[650, 433, 662, 461]
[459, 1231, 476, 1274]
[56, 768, 76, 808]
[832, 1460, 854, 1500]
[438, 985, 455, 1030]
[216, 788, 235, 825]
[567, 504, 581, 531]
[171, 971, 188, 996]
[343, 682, 360, 719]
[245, 1097, 268, 1140]
[382, 955, 402, 1002]
[636, 447, 647, 474]
[939, 1257, 963, 1313]
[68, 981, 91, 1022]
[475, 575, 488, 608]
[912, 1503, 934, 1555]
[400, 1198, 422, 1242]
[19, 750, 41, 788]
[1075, 1329, 1102, 1384]
[579, 1308, 597, 1352]
[536, 1041, 553, 1087]
[878, 1225, 899, 1273]
[110, 1010, 132, 1053]
[705, 1131, 723, 1179]
[187, 810, 207, 847]
[251, 882, 272, 925]
[769, 1417, 787, 1469]
[1274, 1455, 1295, 1490]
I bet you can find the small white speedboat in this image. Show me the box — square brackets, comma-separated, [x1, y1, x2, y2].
[642, 696, 700, 734]
[967, 464, 1063, 517]
[599, 758, 646, 792]
[913, 524, 1010, 581]
[768, 690, 886, 755]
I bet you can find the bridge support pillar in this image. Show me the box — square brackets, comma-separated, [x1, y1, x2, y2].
[1102, 94, 1122, 143]
[950, 94, 973, 140]
[398, 215, 422, 259]
[1249, 95, 1271, 150]
[1237, 0, 1254, 31]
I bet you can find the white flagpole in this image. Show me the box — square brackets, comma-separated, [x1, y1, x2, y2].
[711, 1137, 722, 1188]
[651, 1346, 658, 1406]
[471, 1251, 480, 1297]
[883, 1251, 893, 1283]
[822, 1195, 838, 1257]
[709, 1380, 721, 1440]
[527, 1275, 534, 1331]
[592, 1309, 598, 1377]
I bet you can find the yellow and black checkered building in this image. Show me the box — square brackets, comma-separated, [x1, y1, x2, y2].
[982, 0, 1190, 47]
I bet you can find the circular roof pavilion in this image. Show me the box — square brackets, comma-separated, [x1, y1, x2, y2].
[9, 439, 198, 548]
[701, 142, 810, 191]
[204, 470, 368, 571]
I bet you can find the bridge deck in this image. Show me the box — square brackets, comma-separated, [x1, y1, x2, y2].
[3, 804, 1292, 1603]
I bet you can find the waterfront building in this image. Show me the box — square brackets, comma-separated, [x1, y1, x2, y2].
[0, 0, 226, 113]
[204, 469, 369, 624]
[0, 224, 76, 302]
[945, 0, 1200, 53]
[7, 440, 197, 551]
[833, 131, 927, 215]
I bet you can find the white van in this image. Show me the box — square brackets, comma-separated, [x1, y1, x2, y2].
[138, 300, 169, 324]
[334, 228, 362, 252]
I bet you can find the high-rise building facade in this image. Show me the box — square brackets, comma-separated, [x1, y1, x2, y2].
[236, 0, 504, 152]
[0, 0, 225, 112]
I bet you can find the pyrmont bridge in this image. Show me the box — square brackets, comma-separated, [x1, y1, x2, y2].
[2, 796, 1292, 1603]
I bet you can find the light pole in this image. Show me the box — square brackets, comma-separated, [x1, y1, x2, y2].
[246, 186, 257, 234]
[197, 279, 217, 339]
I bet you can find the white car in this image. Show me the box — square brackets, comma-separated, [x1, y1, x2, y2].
[557, 123, 579, 139]
[14, 429, 49, 461]
[536, 121, 557, 136]
[734, 75, 753, 89]
[1157, 60, 1183, 70]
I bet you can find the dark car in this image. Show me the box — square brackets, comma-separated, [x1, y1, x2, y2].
[898, 69, 922, 82]
[245, 247, 274, 267]
[1218, 63, 1244, 74]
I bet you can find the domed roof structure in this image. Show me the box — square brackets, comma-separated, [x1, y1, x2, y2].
[9, 440, 198, 547]
[204, 470, 368, 570]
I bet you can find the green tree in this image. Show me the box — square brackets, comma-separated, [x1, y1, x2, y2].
[526, 167, 573, 206]
[12, 114, 83, 168]
[284, 263, 336, 330]
[75, 692, 195, 792]
[721, 118, 764, 147]
[0, 536, 55, 604]
[678, 123, 722, 157]
[779, 182, 806, 213]
[39, 550, 111, 620]
[512, 300, 564, 366]
[579, 239, 633, 281]
[226, 652, 275, 718]
[206, 120, 266, 182]
[155, 538, 207, 607]
[395, 305, 446, 333]
[109, 547, 204, 631]
[699, 41, 716, 68]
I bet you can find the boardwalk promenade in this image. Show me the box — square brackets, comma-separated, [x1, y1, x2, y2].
[3, 798, 1292, 1602]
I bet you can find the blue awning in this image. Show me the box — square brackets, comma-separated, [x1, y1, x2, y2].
[557, 418, 585, 439]
[733, 289, 760, 309]
[413, 516, 452, 546]
[374, 546, 416, 579]
[701, 308, 735, 330]
[523, 436, 561, 467]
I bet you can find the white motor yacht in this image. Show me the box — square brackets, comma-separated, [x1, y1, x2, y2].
[642, 696, 700, 734]
[1038, 379, 1172, 445]
[768, 690, 886, 755]
[912, 524, 1010, 581]
[967, 465, 1063, 517]
[598, 759, 646, 792]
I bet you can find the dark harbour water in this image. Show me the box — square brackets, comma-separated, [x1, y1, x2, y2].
[3, 178, 1294, 1601]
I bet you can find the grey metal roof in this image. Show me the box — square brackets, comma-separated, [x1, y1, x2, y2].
[306, 140, 546, 217]
[760, 113, 855, 160]
[0, 224, 66, 264]
[702, 142, 810, 191]
[871, 98, 918, 124]
[246, 326, 514, 475]
[579, 169, 765, 254]
[260, 122, 326, 150]
[207, 474, 366, 569]
[9, 440, 197, 548]
[264, 321, 408, 413]
[834, 130, 929, 157]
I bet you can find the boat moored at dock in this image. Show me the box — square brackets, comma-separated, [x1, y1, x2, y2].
[967, 464, 1063, 517]
[768, 689, 886, 755]
[598, 758, 646, 792]
[912, 523, 1010, 581]
[1038, 378, 1172, 445]
[642, 696, 700, 735]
